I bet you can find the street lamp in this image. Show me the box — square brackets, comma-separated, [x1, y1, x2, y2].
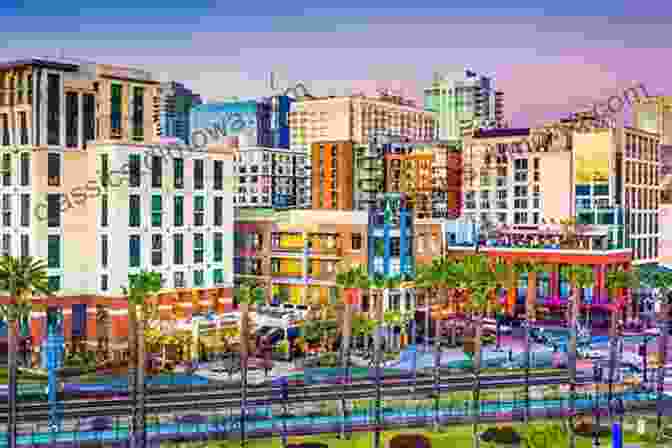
[592, 363, 602, 448]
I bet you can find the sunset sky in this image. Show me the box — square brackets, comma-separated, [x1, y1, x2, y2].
[0, 0, 670, 127]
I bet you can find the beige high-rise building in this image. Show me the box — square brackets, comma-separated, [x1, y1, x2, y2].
[632, 95, 672, 145]
[289, 93, 436, 206]
[0, 58, 235, 349]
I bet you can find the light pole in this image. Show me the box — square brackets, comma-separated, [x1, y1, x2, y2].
[592, 363, 602, 448]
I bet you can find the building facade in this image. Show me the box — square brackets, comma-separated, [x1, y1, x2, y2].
[310, 141, 354, 210]
[632, 95, 672, 145]
[460, 124, 661, 264]
[234, 208, 442, 314]
[0, 58, 235, 348]
[290, 93, 436, 207]
[234, 145, 308, 208]
[424, 69, 504, 140]
[157, 81, 202, 144]
[350, 136, 462, 218]
[191, 95, 293, 149]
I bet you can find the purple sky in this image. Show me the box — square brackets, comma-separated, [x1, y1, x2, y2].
[0, 1, 670, 127]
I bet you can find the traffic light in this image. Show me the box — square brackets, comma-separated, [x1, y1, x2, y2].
[639, 344, 646, 357]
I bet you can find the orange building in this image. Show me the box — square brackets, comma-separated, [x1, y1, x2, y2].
[310, 141, 354, 210]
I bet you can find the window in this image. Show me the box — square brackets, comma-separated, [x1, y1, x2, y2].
[213, 269, 224, 285]
[173, 234, 184, 265]
[194, 196, 205, 226]
[194, 159, 204, 190]
[101, 235, 108, 268]
[174, 158, 184, 189]
[47, 74, 60, 146]
[132, 86, 144, 140]
[101, 194, 109, 227]
[20, 234, 29, 257]
[151, 234, 162, 266]
[65, 92, 78, 148]
[193, 269, 204, 287]
[83, 94, 95, 148]
[351, 233, 362, 250]
[174, 196, 184, 227]
[19, 153, 29, 186]
[174, 271, 185, 288]
[111, 84, 122, 137]
[129, 195, 141, 227]
[1, 194, 10, 226]
[1, 234, 10, 257]
[47, 153, 60, 186]
[18, 111, 28, 145]
[213, 232, 223, 262]
[214, 197, 223, 226]
[2, 154, 10, 186]
[20, 194, 29, 227]
[47, 194, 60, 227]
[151, 155, 162, 188]
[101, 274, 109, 291]
[129, 235, 141, 267]
[47, 235, 60, 268]
[193, 233, 204, 263]
[47, 276, 60, 292]
[214, 160, 223, 190]
[151, 195, 162, 227]
[129, 154, 141, 187]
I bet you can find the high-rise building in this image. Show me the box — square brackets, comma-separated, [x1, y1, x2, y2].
[425, 69, 504, 140]
[290, 92, 436, 207]
[0, 58, 235, 347]
[351, 136, 462, 218]
[461, 123, 661, 264]
[632, 95, 672, 145]
[234, 146, 308, 208]
[158, 81, 202, 144]
[191, 95, 293, 149]
[310, 141, 354, 210]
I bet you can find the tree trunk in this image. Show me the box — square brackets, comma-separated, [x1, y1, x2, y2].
[472, 314, 483, 448]
[568, 288, 579, 448]
[524, 319, 531, 424]
[136, 308, 146, 448]
[240, 302, 249, 448]
[373, 290, 385, 448]
[608, 301, 618, 430]
[339, 298, 353, 440]
[656, 302, 669, 441]
[527, 272, 538, 322]
[433, 315, 441, 431]
[128, 303, 139, 448]
[7, 319, 17, 448]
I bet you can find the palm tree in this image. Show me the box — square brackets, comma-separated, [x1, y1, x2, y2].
[605, 267, 639, 426]
[234, 281, 265, 448]
[415, 262, 439, 351]
[429, 257, 462, 431]
[560, 264, 594, 448]
[460, 254, 507, 448]
[652, 270, 672, 441]
[335, 262, 368, 440]
[369, 272, 401, 448]
[0, 256, 51, 448]
[123, 270, 163, 448]
[511, 259, 548, 423]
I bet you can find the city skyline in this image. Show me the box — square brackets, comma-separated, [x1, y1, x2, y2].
[0, 1, 670, 128]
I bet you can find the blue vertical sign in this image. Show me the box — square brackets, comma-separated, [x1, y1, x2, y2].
[612, 423, 622, 448]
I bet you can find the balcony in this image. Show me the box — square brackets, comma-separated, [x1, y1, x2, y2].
[271, 271, 303, 278]
[271, 245, 304, 253]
